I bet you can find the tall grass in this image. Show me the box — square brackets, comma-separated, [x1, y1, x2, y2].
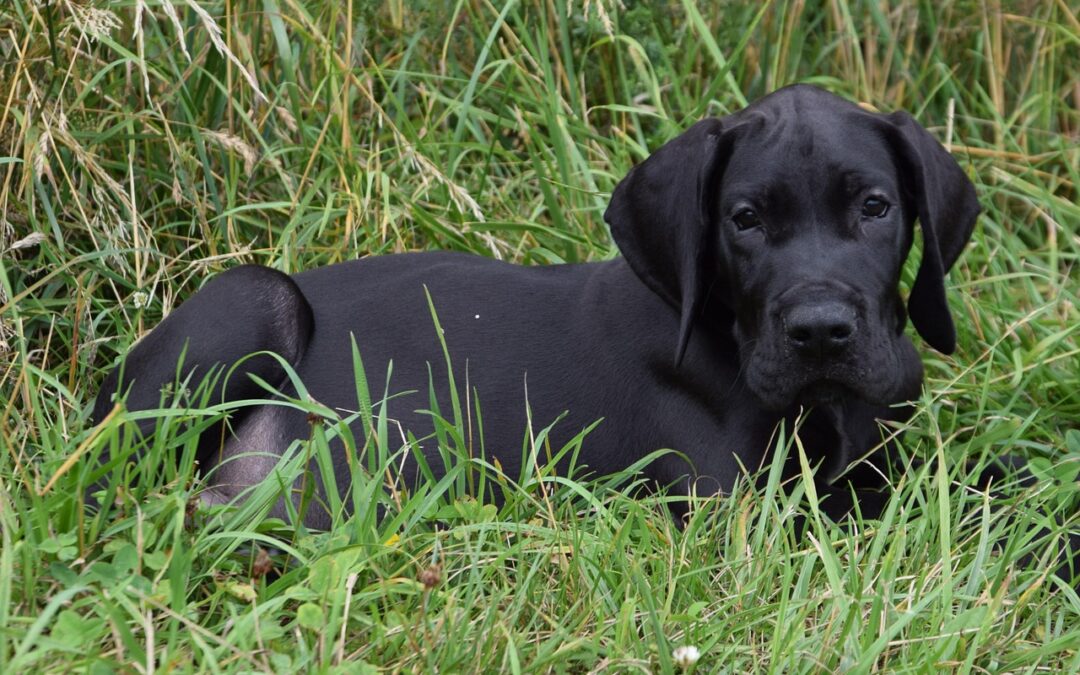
[1, 0, 1078, 671]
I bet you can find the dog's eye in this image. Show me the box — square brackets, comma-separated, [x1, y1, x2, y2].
[861, 197, 889, 218]
[733, 209, 762, 231]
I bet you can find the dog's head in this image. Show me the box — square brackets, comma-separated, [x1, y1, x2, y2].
[605, 84, 980, 410]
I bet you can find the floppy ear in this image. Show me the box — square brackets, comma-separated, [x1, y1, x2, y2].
[883, 111, 980, 355]
[604, 118, 731, 366]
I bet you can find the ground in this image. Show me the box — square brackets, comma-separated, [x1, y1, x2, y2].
[1, 1, 1078, 671]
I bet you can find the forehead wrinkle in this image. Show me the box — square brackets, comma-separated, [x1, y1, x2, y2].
[757, 113, 791, 148]
[783, 131, 898, 197]
[838, 168, 898, 195]
[724, 114, 898, 210]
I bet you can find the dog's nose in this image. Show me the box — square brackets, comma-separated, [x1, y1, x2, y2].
[784, 302, 857, 357]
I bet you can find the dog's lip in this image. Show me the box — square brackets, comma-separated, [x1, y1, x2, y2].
[796, 379, 852, 405]
[746, 376, 857, 411]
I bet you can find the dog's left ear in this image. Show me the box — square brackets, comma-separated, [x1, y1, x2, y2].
[604, 118, 733, 366]
[882, 111, 981, 355]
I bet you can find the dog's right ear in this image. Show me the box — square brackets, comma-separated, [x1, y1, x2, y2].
[604, 118, 733, 367]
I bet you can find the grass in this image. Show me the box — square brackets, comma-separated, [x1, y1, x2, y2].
[2, 0, 1079, 671]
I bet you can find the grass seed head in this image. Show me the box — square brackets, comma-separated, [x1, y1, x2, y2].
[419, 564, 442, 590]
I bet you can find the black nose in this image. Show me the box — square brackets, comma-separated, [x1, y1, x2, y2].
[784, 302, 857, 357]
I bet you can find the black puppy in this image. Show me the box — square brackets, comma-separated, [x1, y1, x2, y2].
[91, 85, 979, 528]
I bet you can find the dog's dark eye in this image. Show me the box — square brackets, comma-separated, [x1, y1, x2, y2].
[862, 197, 889, 218]
[733, 209, 762, 231]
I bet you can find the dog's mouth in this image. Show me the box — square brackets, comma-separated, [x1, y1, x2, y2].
[795, 379, 853, 406]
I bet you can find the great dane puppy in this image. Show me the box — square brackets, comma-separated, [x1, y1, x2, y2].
[91, 84, 979, 528]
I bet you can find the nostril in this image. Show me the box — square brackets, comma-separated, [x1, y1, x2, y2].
[829, 324, 852, 341]
[790, 327, 812, 344]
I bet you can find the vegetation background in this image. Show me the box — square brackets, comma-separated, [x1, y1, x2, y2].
[1, 0, 1078, 671]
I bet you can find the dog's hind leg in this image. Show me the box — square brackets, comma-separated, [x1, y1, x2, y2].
[89, 265, 314, 500]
